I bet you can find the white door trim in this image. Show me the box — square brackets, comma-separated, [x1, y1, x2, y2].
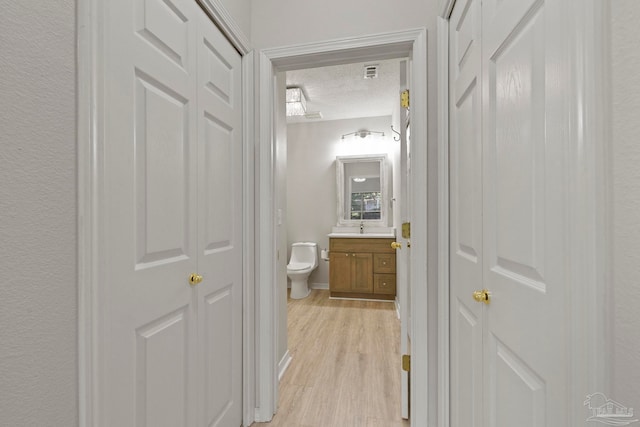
[439, 0, 455, 20]
[436, 16, 450, 427]
[436, 2, 610, 426]
[77, 1, 103, 424]
[76, 1, 255, 425]
[255, 28, 430, 425]
[254, 50, 278, 422]
[566, 0, 612, 422]
[197, 0, 251, 55]
[241, 50, 257, 427]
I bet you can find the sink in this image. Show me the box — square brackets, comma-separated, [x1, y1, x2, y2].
[328, 227, 396, 239]
[327, 232, 396, 238]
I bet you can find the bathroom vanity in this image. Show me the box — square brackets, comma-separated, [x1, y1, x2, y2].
[328, 236, 396, 300]
[329, 154, 397, 300]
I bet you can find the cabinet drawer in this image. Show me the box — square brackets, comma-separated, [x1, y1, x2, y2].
[373, 253, 396, 273]
[330, 238, 395, 253]
[374, 274, 396, 295]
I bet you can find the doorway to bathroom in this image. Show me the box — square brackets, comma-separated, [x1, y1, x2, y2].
[280, 58, 407, 425]
[254, 28, 429, 426]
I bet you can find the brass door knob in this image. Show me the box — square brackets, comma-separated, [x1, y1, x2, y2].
[189, 273, 203, 286]
[391, 242, 402, 250]
[472, 289, 490, 304]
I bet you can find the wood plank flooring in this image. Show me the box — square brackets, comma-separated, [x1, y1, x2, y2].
[252, 289, 409, 427]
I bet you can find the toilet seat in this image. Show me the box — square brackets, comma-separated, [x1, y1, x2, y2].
[287, 262, 311, 271]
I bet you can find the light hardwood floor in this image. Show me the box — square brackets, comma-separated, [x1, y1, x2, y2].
[252, 289, 410, 427]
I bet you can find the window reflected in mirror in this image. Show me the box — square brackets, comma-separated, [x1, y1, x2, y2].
[336, 154, 389, 227]
[350, 176, 381, 220]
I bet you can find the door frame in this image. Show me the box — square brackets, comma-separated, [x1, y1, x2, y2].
[255, 28, 430, 425]
[436, 1, 611, 426]
[76, 1, 256, 426]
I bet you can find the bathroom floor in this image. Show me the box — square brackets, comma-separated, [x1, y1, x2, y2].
[252, 289, 409, 427]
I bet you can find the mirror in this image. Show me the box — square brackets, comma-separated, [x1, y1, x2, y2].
[335, 154, 389, 227]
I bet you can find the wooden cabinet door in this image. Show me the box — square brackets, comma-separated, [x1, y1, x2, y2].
[351, 253, 373, 293]
[330, 252, 352, 292]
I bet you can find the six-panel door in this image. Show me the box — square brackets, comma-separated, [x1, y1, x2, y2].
[482, 0, 568, 424]
[450, 0, 570, 425]
[102, 0, 242, 425]
[449, 0, 484, 424]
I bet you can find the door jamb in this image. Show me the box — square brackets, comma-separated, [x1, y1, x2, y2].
[76, 1, 256, 425]
[567, 0, 611, 422]
[241, 50, 256, 427]
[436, 15, 451, 427]
[255, 28, 430, 425]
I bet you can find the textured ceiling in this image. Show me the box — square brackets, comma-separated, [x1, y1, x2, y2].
[285, 58, 402, 123]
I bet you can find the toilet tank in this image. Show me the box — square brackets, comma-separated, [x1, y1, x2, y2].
[290, 242, 318, 268]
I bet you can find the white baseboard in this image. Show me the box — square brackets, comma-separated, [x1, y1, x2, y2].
[287, 282, 329, 290]
[278, 350, 292, 382]
[253, 407, 271, 424]
[329, 296, 396, 303]
[286, 282, 328, 290]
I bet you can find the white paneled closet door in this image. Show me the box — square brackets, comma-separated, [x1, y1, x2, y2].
[450, 0, 570, 425]
[449, 0, 483, 424]
[101, 0, 242, 425]
[196, 8, 243, 427]
[482, 0, 568, 424]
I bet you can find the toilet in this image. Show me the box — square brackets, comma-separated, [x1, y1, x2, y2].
[287, 242, 318, 299]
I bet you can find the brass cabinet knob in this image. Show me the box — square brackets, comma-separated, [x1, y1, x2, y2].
[189, 273, 203, 286]
[472, 289, 490, 304]
[391, 242, 402, 250]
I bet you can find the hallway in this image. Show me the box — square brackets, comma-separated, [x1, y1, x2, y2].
[254, 290, 409, 427]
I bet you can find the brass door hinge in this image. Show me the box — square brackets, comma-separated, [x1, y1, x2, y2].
[402, 222, 411, 239]
[400, 90, 410, 108]
[402, 354, 411, 372]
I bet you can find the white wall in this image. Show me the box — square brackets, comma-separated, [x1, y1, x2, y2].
[287, 116, 397, 287]
[0, 2, 77, 425]
[251, 0, 432, 50]
[611, 0, 640, 406]
[218, 0, 251, 42]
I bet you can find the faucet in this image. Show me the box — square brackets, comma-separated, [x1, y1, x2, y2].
[360, 221, 364, 234]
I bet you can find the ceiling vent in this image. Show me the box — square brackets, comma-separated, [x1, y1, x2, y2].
[363, 64, 379, 79]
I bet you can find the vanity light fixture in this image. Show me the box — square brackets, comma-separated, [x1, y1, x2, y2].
[286, 87, 307, 117]
[340, 130, 385, 140]
[352, 177, 367, 183]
